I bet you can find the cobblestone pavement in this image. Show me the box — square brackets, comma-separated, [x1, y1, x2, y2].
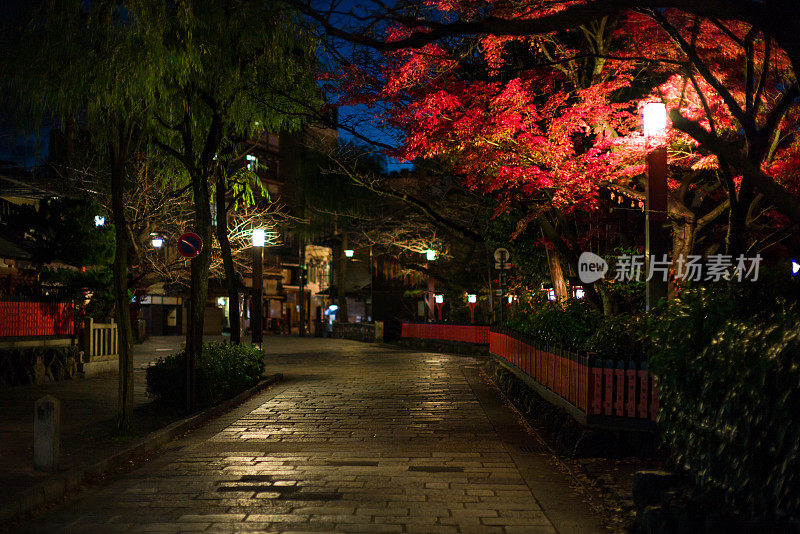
[17, 338, 604, 533]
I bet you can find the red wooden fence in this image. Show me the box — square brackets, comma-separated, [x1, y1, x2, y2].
[401, 323, 490, 344]
[0, 301, 74, 337]
[401, 323, 659, 424]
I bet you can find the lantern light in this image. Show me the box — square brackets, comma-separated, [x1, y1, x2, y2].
[425, 249, 437, 261]
[344, 249, 354, 258]
[642, 102, 668, 137]
[434, 294, 444, 304]
[252, 228, 266, 247]
[151, 236, 164, 249]
[94, 215, 105, 227]
[793, 260, 800, 277]
[467, 294, 477, 304]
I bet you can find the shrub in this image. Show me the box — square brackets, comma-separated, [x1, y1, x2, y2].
[507, 299, 601, 350]
[585, 313, 651, 363]
[653, 305, 800, 519]
[146, 342, 265, 409]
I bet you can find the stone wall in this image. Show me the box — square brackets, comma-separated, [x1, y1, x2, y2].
[0, 345, 79, 388]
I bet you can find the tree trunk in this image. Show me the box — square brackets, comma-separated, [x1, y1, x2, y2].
[215, 171, 240, 344]
[110, 154, 133, 432]
[670, 219, 697, 298]
[726, 182, 754, 257]
[336, 234, 349, 323]
[186, 170, 214, 411]
[546, 245, 569, 302]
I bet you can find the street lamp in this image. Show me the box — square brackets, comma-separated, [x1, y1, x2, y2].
[344, 249, 354, 258]
[151, 235, 164, 249]
[423, 250, 437, 321]
[434, 294, 444, 322]
[94, 215, 105, 227]
[792, 260, 800, 277]
[467, 294, 477, 324]
[251, 228, 265, 346]
[643, 101, 669, 310]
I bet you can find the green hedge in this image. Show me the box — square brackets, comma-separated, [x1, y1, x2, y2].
[651, 287, 800, 519]
[146, 342, 265, 409]
[507, 299, 601, 350]
[585, 313, 652, 363]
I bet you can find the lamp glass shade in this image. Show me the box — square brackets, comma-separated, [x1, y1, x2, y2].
[151, 237, 164, 249]
[434, 294, 444, 304]
[252, 228, 266, 247]
[425, 249, 436, 261]
[642, 102, 668, 136]
[467, 294, 477, 304]
[344, 249, 354, 258]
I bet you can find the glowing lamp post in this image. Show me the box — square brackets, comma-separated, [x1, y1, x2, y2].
[151, 236, 164, 249]
[507, 295, 517, 317]
[344, 249, 354, 258]
[424, 250, 437, 322]
[434, 294, 444, 322]
[643, 102, 669, 310]
[467, 294, 477, 324]
[251, 229, 265, 346]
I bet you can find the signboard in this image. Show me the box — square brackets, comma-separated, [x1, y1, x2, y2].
[177, 232, 203, 259]
[494, 262, 512, 270]
[494, 247, 510, 263]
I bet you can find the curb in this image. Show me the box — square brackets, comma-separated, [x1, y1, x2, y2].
[0, 373, 283, 525]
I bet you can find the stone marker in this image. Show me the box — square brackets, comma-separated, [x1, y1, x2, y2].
[34, 395, 60, 471]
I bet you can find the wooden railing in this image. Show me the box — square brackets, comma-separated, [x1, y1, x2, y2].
[400, 323, 659, 428]
[401, 323, 490, 344]
[0, 301, 74, 337]
[490, 330, 658, 424]
[81, 318, 118, 361]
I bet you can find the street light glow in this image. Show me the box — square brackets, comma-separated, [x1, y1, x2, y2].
[434, 294, 444, 304]
[94, 215, 105, 227]
[345, 249, 354, 258]
[151, 236, 164, 248]
[642, 102, 668, 137]
[252, 228, 266, 247]
[793, 260, 800, 276]
[467, 294, 477, 304]
[426, 249, 437, 261]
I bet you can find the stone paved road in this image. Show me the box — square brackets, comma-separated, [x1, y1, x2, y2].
[17, 338, 604, 533]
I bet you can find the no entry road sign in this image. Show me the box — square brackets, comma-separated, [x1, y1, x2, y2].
[177, 232, 203, 259]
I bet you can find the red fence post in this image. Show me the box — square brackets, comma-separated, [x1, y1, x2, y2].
[603, 360, 614, 416]
[614, 360, 625, 417]
[650, 375, 660, 421]
[589, 357, 603, 415]
[638, 362, 650, 419]
[626, 361, 637, 418]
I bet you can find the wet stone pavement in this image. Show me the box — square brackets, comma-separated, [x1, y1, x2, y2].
[17, 338, 603, 533]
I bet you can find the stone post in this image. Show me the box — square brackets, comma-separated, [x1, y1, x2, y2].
[34, 395, 60, 471]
